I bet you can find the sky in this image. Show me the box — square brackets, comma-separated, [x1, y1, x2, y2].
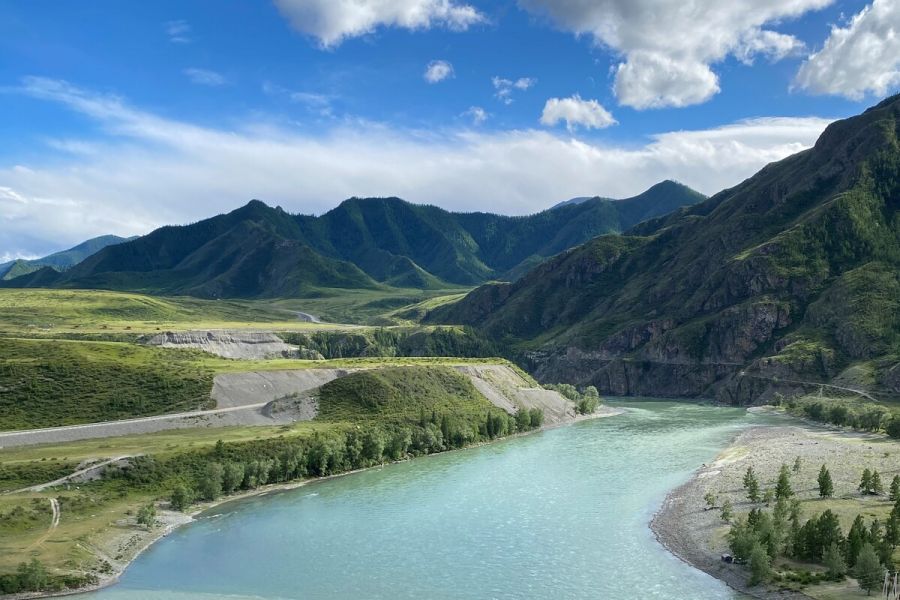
[1, 0, 899, 259]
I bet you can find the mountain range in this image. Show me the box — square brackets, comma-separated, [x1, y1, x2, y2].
[4, 181, 704, 297]
[0, 235, 135, 281]
[429, 94, 900, 404]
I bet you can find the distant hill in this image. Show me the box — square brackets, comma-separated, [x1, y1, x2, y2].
[429, 95, 900, 405]
[4, 181, 703, 297]
[551, 196, 600, 209]
[0, 235, 135, 280]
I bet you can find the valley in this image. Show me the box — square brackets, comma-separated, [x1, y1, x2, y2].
[0, 96, 897, 600]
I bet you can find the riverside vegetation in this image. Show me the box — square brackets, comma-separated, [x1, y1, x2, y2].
[726, 461, 900, 594]
[0, 365, 572, 595]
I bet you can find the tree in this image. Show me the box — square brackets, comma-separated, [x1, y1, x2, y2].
[859, 468, 873, 495]
[775, 464, 794, 500]
[853, 543, 885, 595]
[847, 515, 870, 566]
[198, 462, 224, 501]
[748, 542, 772, 585]
[16, 559, 48, 591]
[170, 485, 194, 511]
[136, 503, 156, 527]
[704, 491, 718, 510]
[818, 465, 834, 498]
[890, 475, 900, 502]
[222, 462, 245, 494]
[720, 499, 733, 523]
[871, 470, 884, 495]
[823, 542, 847, 579]
[744, 466, 760, 503]
[793, 456, 802, 473]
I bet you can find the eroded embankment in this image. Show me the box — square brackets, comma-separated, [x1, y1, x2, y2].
[0, 364, 577, 448]
[142, 330, 302, 360]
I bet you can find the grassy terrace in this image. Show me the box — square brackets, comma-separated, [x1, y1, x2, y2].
[0, 365, 536, 587]
[0, 287, 466, 335]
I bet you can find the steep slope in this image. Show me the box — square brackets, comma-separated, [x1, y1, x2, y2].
[9, 202, 380, 297]
[431, 95, 900, 404]
[0, 234, 133, 280]
[4, 182, 703, 295]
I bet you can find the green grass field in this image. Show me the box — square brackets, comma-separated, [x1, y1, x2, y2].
[0, 287, 467, 336]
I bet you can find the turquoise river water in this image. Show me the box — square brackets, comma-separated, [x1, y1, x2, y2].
[83, 401, 766, 600]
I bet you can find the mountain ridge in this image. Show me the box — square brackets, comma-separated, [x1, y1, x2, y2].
[0, 234, 135, 280]
[428, 94, 900, 405]
[4, 181, 704, 297]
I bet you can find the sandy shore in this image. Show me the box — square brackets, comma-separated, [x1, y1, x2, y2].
[651, 420, 900, 600]
[4, 405, 624, 599]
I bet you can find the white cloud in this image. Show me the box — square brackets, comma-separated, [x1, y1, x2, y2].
[165, 20, 191, 44]
[795, 0, 900, 100]
[1, 77, 833, 256]
[424, 60, 454, 83]
[518, 0, 831, 108]
[274, 0, 485, 48]
[492, 76, 537, 104]
[462, 106, 488, 125]
[540, 95, 617, 131]
[183, 68, 227, 87]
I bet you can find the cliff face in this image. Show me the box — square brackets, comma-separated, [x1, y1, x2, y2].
[431, 95, 900, 404]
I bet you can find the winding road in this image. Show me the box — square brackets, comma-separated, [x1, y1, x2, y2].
[0, 402, 269, 448]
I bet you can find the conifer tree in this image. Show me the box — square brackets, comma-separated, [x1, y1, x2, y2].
[853, 543, 884, 595]
[890, 475, 900, 502]
[859, 468, 873, 494]
[818, 465, 834, 498]
[775, 464, 793, 500]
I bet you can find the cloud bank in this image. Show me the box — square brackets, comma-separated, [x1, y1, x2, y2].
[0, 77, 833, 257]
[795, 0, 900, 100]
[518, 0, 831, 108]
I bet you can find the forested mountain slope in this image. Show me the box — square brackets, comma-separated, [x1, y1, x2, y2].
[430, 95, 900, 404]
[4, 181, 702, 297]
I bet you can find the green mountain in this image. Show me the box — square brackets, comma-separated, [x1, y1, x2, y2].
[430, 95, 900, 404]
[4, 181, 703, 297]
[0, 234, 134, 280]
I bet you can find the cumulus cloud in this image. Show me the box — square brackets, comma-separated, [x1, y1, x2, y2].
[493, 76, 537, 104]
[540, 95, 616, 131]
[165, 20, 191, 44]
[795, 0, 900, 100]
[1, 77, 832, 256]
[462, 106, 488, 125]
[518, 0, 831, 109]
[183, 68, 227, 87]
[424, 60, 454, 83]
[274, 0, 485, 48]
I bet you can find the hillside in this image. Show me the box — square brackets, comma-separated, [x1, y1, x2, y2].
[3, 182, 703, 297]
[0, 235, 133, 280]
[430, 95, 900, 405]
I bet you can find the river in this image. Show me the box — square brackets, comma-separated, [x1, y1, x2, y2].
[83, 401, 763, 599]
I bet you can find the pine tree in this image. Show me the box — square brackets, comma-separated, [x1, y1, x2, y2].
[704, 491, 718, 510]
[818, 465, 834, 498]
[793, 456, 802, 473]
[823, 542, 847, 579]
[720, 499, 733, 523]
[847, 515, 869, 566]
[871, 470, 884, 495]
[853, 543, 885, 595]
[890, 475, 900, 502]
[859, 468, 873, 495]
[775, 464, 793, 500]
[748, 542, 772, 586]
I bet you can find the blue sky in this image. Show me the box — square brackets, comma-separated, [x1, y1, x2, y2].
[1, 0, 899, 258]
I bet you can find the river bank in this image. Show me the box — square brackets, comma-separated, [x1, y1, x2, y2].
[4, 405, 625, 600]
[651, 418, 900, 600]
